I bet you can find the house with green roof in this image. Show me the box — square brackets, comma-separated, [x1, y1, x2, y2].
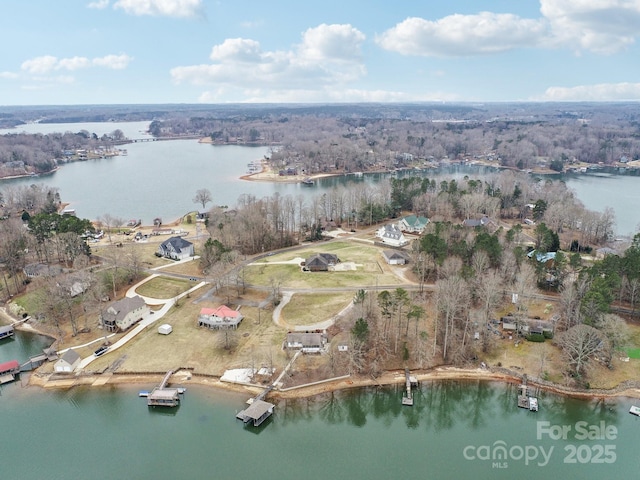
[398, 215, 429, 234]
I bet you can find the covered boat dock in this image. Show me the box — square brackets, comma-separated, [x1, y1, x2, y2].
[147, 370, 180, 407]
[236, 399, 275, 427]
[0, 324, 15, 340]
[0, 359, 20, 384]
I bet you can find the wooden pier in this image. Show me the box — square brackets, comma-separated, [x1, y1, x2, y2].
[147, 370, 181, 407]
[402, 368, 418, 406]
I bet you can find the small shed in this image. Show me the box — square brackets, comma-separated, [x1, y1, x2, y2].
[54, 349, 81, 373]
[158, 324, 173, 335]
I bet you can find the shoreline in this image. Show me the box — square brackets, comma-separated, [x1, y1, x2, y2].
[25, 363, 640, 402]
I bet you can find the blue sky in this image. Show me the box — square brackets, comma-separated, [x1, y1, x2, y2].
[2, 0, 640, 105]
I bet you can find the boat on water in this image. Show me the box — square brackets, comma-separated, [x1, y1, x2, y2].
[528, 397, 539, 412]
[630, 405, 640, 416]
[301, 177, 315, 186]
[138, 391, 149, 397]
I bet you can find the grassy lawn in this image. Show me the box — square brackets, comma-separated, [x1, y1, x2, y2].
[134, 277, 197, 299]
[245, 241, 406, 288]
[96, 296, 288, 375]
[281, 292, 353, 326]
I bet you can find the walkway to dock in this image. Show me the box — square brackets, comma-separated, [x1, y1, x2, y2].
[147, 370, 180, 407]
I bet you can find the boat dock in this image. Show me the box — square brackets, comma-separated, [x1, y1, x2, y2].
[402, 368, 418, 406]
[517, 382, 539, 412]
[236, 384, 276, 427]
[0, 324, 15, 341]
[0, 360, 20, 385]
[147, 370, 180, 407]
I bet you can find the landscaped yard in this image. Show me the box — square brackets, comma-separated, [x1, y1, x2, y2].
[91, 296, 287, 375]
[245, 241, 408, 288]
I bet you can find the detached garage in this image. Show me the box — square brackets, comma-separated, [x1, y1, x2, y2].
[158, 324, 173, 335]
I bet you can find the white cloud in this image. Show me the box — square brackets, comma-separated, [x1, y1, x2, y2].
[21, 55, 59, 74]
[171, 24, 367, 94]
[20, 54, 132, 75]
[540, 0, 640, 54]
[87, 0, 110, 9]
[378, 1, 640, 57]
[58, 56, 91, 71]
[0, 71, 19, 80]
[92, 54, 133, 69]
[114, 0, 203, 18]
[539, 82, 640, 101]
[377, 13, 546, 56]
[210, 38, 263, 63]
[298, 24, 366, 62]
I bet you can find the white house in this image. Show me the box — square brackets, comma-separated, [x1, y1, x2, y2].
[100, 295, 150, 332]
[157, 236, 194, 260]
[198, 305, 244, 330]
[54, 349, 81, 373]
[376, 224, 408, 247]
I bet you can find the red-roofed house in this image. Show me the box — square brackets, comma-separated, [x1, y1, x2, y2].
[198, 305, 244, 330]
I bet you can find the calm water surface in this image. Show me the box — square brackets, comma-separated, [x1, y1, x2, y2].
[1, 370, 638, 480]
[1, 121, 639, 234]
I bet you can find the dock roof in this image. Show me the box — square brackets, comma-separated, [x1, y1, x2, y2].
[242, 399, 274, 421]
[0, 360, 20, 372]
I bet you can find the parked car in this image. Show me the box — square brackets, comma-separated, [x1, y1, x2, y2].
[94, 345, 110, 357]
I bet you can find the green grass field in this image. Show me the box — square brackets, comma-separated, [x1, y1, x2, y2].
[626, 348, 640, 359]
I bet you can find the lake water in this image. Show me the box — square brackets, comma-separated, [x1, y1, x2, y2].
[2, 121, 639, 234]
[1, 344, 638, 480]
[1, 121, 640, 478]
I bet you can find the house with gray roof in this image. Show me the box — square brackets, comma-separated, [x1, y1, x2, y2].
[285, 331, 327, 353]
[157, 236, 194, 260]
[376, 224, 408, 247]
[100, 295, 150, 332]
[305, 253, 339, 272]
[54, 349, 81, 373]
[382, 250, 410, 265]
[462, 216, 490, 228]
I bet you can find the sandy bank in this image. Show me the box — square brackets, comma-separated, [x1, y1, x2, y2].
[26, 366, 640, 402]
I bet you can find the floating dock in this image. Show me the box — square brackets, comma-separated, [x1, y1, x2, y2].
[0, 324, 15, 341]
[517, 383, 539, 412]
[147, 370, 180, 407]
[402, 368, 418, 406]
